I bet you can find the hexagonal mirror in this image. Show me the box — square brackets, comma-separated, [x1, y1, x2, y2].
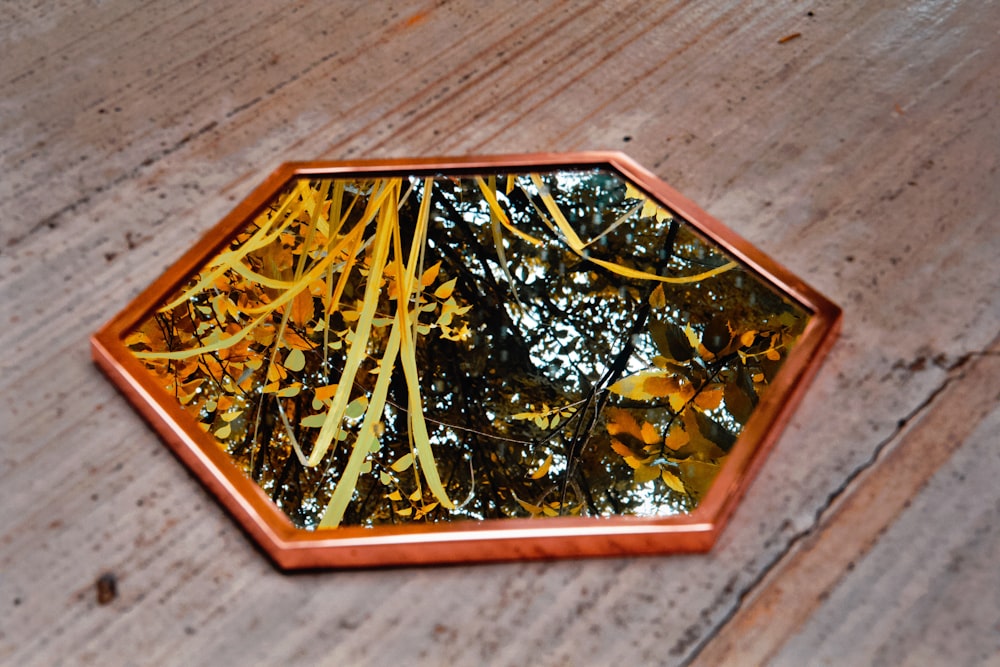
[92, 152, 840, 569]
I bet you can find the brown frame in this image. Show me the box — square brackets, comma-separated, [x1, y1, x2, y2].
[91, 151, 841, 569]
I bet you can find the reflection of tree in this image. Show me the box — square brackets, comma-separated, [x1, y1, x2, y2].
[127, 169, 807, 529]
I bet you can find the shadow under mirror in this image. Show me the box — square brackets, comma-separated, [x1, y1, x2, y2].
[124, 167, 809, 531]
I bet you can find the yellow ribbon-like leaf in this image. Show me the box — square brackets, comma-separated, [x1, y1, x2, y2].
[528, 453, 553, 479]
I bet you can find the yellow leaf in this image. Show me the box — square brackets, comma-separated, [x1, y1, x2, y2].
[220, 409, 243, 423]
[282, 328, 313, 351]
[661, 469, 685, 493]
[314, 384, 339, 403]
[252, 326, 275, 347]
[124, 331, 150, 347]
[388, 490, 402, 501]
[724, 382, 754, 425]
[640, 421, 660, 445]
[434, 277, 457, 299]
[608, 370, 681, 401]
[766, 347, 781, 361]
[740, 331, 756, 347]
[416, 502, 439, 517]
[214, 424, 231, 439]
[649, 284, 666, 309]
[664, 423, 690, 450]
[290, 289, 314, 327]
[606, 408, 643, 442]
[529, 453, 553, 479]
[514, 493, 543, 516]
[391, 453, 414, 472]
[420, 261, 442, 287]
[678, 459, 721, 499]
[624, 455, 646, 469]
[668, 381, 695, 413]
[641, 198, 659, 219]
[684, 324, 701, 350]
[409, 488, 422, 502]
[610, 438, 634, 459]
[694, 385, 724, 411]
[396, 506, 413, 517]
[634, 464, 660, 484]
[211, 293, 231, 322]
[682, 409, 729, 459]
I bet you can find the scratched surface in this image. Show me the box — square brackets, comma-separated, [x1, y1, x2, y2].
[2, 2, 999, 665]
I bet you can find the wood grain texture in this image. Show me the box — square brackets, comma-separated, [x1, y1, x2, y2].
[1, 2, 998, 665]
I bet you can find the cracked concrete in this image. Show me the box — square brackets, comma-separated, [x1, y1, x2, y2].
[2, 1, 999, 665]
[689, 339, 1000, 665]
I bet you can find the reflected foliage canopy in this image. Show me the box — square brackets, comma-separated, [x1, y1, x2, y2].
[127, 167, 808, 529]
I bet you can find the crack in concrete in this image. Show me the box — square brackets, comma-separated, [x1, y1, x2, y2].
[680, 347, 997, 666]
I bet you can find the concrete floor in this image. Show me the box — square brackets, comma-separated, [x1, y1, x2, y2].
[2, 2, 998, 665]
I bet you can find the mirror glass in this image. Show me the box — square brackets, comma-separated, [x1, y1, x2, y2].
[124, 168, 809, 529]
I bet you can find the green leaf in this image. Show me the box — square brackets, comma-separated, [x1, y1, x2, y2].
[284, 348, 306, 372]
[344, 396, 368, 420]
[300, 413, 329, 428]
[277, 383, 301, 398]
